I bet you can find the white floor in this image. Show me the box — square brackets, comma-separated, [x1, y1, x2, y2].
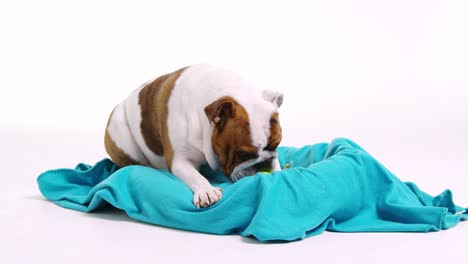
[2, 129, 467, 264]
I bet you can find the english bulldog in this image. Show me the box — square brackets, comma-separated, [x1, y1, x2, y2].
[104, 65, 283, 208]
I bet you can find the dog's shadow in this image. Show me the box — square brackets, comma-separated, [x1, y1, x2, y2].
[83, 205, 139, 223]
[29, 194, 287, 243]
[26, 194, 138, 223]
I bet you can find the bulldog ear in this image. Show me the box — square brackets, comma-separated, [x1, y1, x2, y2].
[262, 90, 284, 108]
[204, 96, 236, 126]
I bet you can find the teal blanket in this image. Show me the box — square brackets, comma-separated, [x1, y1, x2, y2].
[37, 138, 467, 241]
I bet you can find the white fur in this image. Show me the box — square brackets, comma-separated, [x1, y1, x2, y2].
[107, 100, 149, 165]
[125, 86, 167, 169]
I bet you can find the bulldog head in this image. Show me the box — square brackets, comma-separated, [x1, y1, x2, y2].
[204, 90, 283, 181]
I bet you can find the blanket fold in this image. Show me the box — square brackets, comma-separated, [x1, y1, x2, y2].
[37, 138, 467, 241]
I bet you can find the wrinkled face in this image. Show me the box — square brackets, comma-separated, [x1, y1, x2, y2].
[205, 94, 283, 181]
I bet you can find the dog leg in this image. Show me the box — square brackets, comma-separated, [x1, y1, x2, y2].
[171, 158, 222, 208]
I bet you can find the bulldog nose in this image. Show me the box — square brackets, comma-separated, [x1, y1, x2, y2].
[253, 157, 273, 172]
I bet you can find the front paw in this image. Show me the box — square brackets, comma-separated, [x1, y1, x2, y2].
[193, 186, 223, 208]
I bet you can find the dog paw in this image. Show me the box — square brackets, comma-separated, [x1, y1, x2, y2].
[193, 186, 223, 208]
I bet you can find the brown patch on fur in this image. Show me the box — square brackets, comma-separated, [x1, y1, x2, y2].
[206, 96, 258, 176]
[104, 109, 138, 167]
[138, 67, 187, 171]
[266, 112, 282, 151]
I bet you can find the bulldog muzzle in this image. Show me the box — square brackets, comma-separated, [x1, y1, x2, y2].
[230, 151, 277, 181]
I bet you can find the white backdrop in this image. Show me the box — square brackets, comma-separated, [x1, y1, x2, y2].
[2, 0, 467, 181]
[1, 1, 468, 263]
